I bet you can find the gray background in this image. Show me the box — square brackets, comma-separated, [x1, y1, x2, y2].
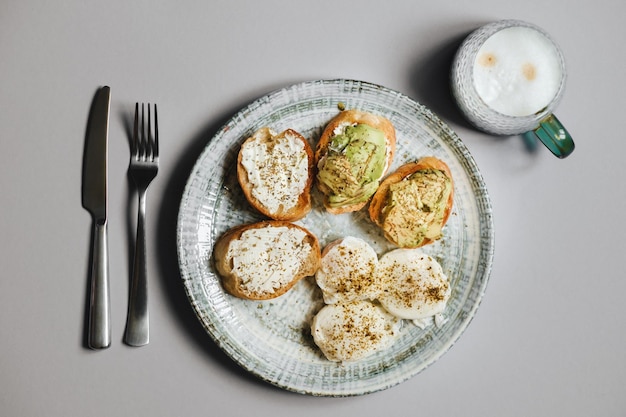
[1, 0, 624, 416]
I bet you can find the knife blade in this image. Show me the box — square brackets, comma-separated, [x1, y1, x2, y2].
[82, 86, 111, 349]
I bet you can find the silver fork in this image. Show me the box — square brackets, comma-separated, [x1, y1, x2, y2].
[124, 102, 159, 347]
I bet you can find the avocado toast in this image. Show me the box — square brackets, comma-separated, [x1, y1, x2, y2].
[315, 110, 396, 214]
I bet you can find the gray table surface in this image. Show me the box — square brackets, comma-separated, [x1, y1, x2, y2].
[2, 0, 625, 416]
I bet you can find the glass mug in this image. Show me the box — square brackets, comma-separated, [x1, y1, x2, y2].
[451, 19, 575, 158]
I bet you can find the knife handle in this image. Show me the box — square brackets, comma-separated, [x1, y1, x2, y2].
[88, 220, 111, 349]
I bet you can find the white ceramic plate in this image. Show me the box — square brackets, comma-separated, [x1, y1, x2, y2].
[176, 79, 494, 396]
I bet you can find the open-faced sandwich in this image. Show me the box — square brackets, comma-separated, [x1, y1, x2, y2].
[213, 220, 321, 300]
[237, 127, 314, 221]
[369, 156, 454, 248]
[315, 110, 396, 214]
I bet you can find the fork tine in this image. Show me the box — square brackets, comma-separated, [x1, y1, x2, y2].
[147, 103, 152, 160]
[133, 102, 139, 158]
[141, 103, 146, 160]
[132, 102, 158, 162]
[153, 104, 159, 159]
[149, 103, 156, 161]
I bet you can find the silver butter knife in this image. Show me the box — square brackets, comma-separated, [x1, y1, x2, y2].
[82, 86, 111, 349]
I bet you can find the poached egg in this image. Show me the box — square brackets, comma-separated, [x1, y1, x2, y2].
[314, 236, 382, 304]
[376, 248, 450, 321]
[311, 300, 400, 362]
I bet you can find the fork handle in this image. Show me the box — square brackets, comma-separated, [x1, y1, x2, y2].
[88, 220, 111, 349]
[124, 191, 149, 346]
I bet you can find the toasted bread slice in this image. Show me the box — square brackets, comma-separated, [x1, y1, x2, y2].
[369, 156, 454, 248]
[315, 110, 396, 214]
[237, 127, 314, 221]
[213, 220, 321, 300]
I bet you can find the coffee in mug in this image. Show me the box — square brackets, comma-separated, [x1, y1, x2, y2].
[451, 20, 575, 158]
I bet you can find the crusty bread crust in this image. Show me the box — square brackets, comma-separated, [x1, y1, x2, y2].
[213, 220, 321, 300]
[237, 127, 314, 221]
[369, 156, 454, 248]
[315, 110, 396, 214]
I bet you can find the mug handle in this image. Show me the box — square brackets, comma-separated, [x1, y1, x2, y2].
[528, 114, 575, 158]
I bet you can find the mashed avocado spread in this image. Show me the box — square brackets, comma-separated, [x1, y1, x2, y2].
[381, 169, 451, 247]
[317, 124, 386, 208]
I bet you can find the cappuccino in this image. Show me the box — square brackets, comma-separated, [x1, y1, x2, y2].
[473, 26, 563, 117]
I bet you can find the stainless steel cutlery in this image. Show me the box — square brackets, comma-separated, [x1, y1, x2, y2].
[124, 103, 159, 347]
[82, 86, 112, 350]
[83, 88, 159, 349]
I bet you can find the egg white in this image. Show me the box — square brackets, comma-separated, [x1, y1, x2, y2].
[315, 236, 383, 304]
[311, 300, 400, 362]
[376, 248, 450, 320]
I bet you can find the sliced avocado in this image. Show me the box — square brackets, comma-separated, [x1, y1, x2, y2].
[382, 169, 452, 247]
[327, 180, 380, 208]
[317, 154, 360, 196]
[318, 124, 387, 208]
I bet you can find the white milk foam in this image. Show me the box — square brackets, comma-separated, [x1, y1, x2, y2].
[473, 26, 563, 117]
